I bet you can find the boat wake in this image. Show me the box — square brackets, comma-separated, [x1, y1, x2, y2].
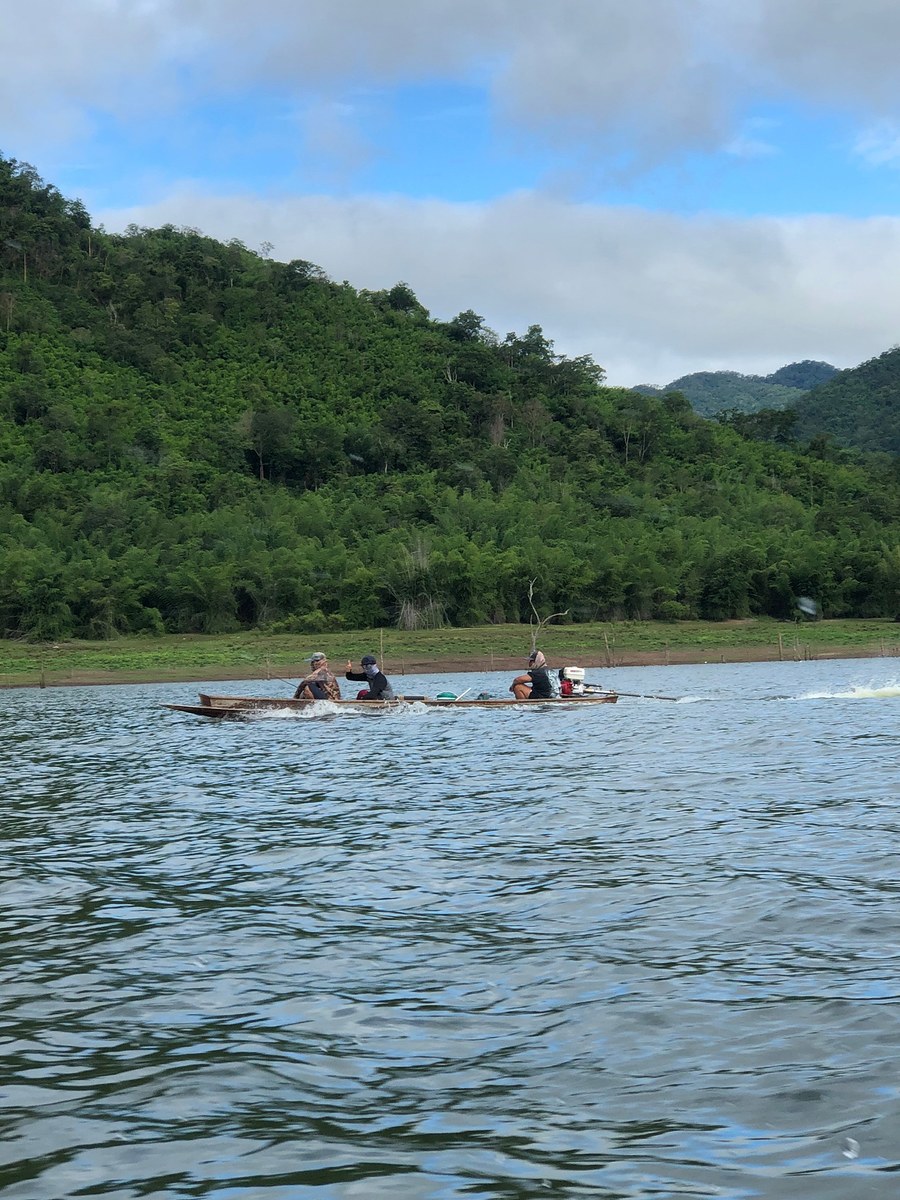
[797, 678, 900, 700]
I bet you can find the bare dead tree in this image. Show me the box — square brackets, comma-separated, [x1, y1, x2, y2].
[527, 578, 568, 653]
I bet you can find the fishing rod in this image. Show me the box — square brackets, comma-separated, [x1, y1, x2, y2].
[268, 672, 299, 694]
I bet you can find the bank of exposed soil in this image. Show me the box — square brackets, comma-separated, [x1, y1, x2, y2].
[8, 639, 898, 690]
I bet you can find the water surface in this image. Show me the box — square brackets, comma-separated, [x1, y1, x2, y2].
[2, 658, 900, 1198]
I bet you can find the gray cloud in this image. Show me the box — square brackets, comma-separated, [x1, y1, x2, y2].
[12, 1, 900, 389]
[9, 1, 900, 161]
[748, 1, 900, 111]
[96, 189, 900, 386]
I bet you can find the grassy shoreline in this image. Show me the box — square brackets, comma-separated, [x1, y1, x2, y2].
[3, 619, 900, 689]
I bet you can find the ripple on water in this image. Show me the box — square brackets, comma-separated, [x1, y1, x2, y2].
[2, 664, 900, 1197]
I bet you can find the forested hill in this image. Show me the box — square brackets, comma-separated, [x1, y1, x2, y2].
[1, 154, 899, 640]
[791, 347, 900, 455]
[633, 361, 837, 417]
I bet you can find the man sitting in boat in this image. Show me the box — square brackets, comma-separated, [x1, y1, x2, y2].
[509, 650, 554, 700]
[345, 654, 395, 700]
[294, 652, 341, 701]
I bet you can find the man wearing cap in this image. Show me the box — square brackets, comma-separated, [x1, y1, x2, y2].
[509, 649, 554, 701]
[294, 653, 341, 701]
[345, 654, 395, 701]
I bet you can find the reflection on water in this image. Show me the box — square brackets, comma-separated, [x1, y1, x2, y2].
[2, 657, 900, 1198]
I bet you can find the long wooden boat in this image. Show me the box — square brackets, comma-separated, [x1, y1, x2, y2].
[161, 690, 618, 719]
[199, 691, 618, 710]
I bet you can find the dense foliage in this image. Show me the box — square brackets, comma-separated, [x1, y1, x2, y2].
[1, 154, 899, 640]
[767, 361, 839, 390]
[635, 361, 837, 417]
[792, 347, 900, 455]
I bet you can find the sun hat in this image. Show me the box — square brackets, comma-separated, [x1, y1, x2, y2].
[309, 652, 326, 663]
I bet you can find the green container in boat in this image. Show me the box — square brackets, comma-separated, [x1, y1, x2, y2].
[435, 692, 457, 699]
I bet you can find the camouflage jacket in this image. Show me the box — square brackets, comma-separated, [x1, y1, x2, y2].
[295, 668, 341, 701]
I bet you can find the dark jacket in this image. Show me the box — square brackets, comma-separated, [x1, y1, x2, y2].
[528, 667, 553, 699]
[345, 668, 394, 700]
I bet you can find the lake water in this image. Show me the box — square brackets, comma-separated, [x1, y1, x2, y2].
[3, 657, 900, 1199]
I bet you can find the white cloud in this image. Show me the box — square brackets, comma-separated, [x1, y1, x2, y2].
[853, 121, 900, 167]
[724, 119, 780, 160]
[723, 136, 778, 160]
[295, 98, 376, 183]
[96, 189, 898, 386]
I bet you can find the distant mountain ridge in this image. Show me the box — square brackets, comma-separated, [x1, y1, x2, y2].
[633, 360, 838, 417]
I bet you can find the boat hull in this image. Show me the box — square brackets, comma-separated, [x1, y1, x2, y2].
[198, 691, 618, 710]
[160, 691, 619, 718]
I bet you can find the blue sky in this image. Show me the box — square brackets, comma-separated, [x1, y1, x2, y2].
[6, 0, 900, 386]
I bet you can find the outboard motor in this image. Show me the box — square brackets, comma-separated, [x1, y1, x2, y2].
[560, 666, 586, 695]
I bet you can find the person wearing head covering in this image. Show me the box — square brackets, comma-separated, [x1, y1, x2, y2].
[294, 652, 341, 701]
[345, 654, 395, 701]
[509, 649, 554, 700]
